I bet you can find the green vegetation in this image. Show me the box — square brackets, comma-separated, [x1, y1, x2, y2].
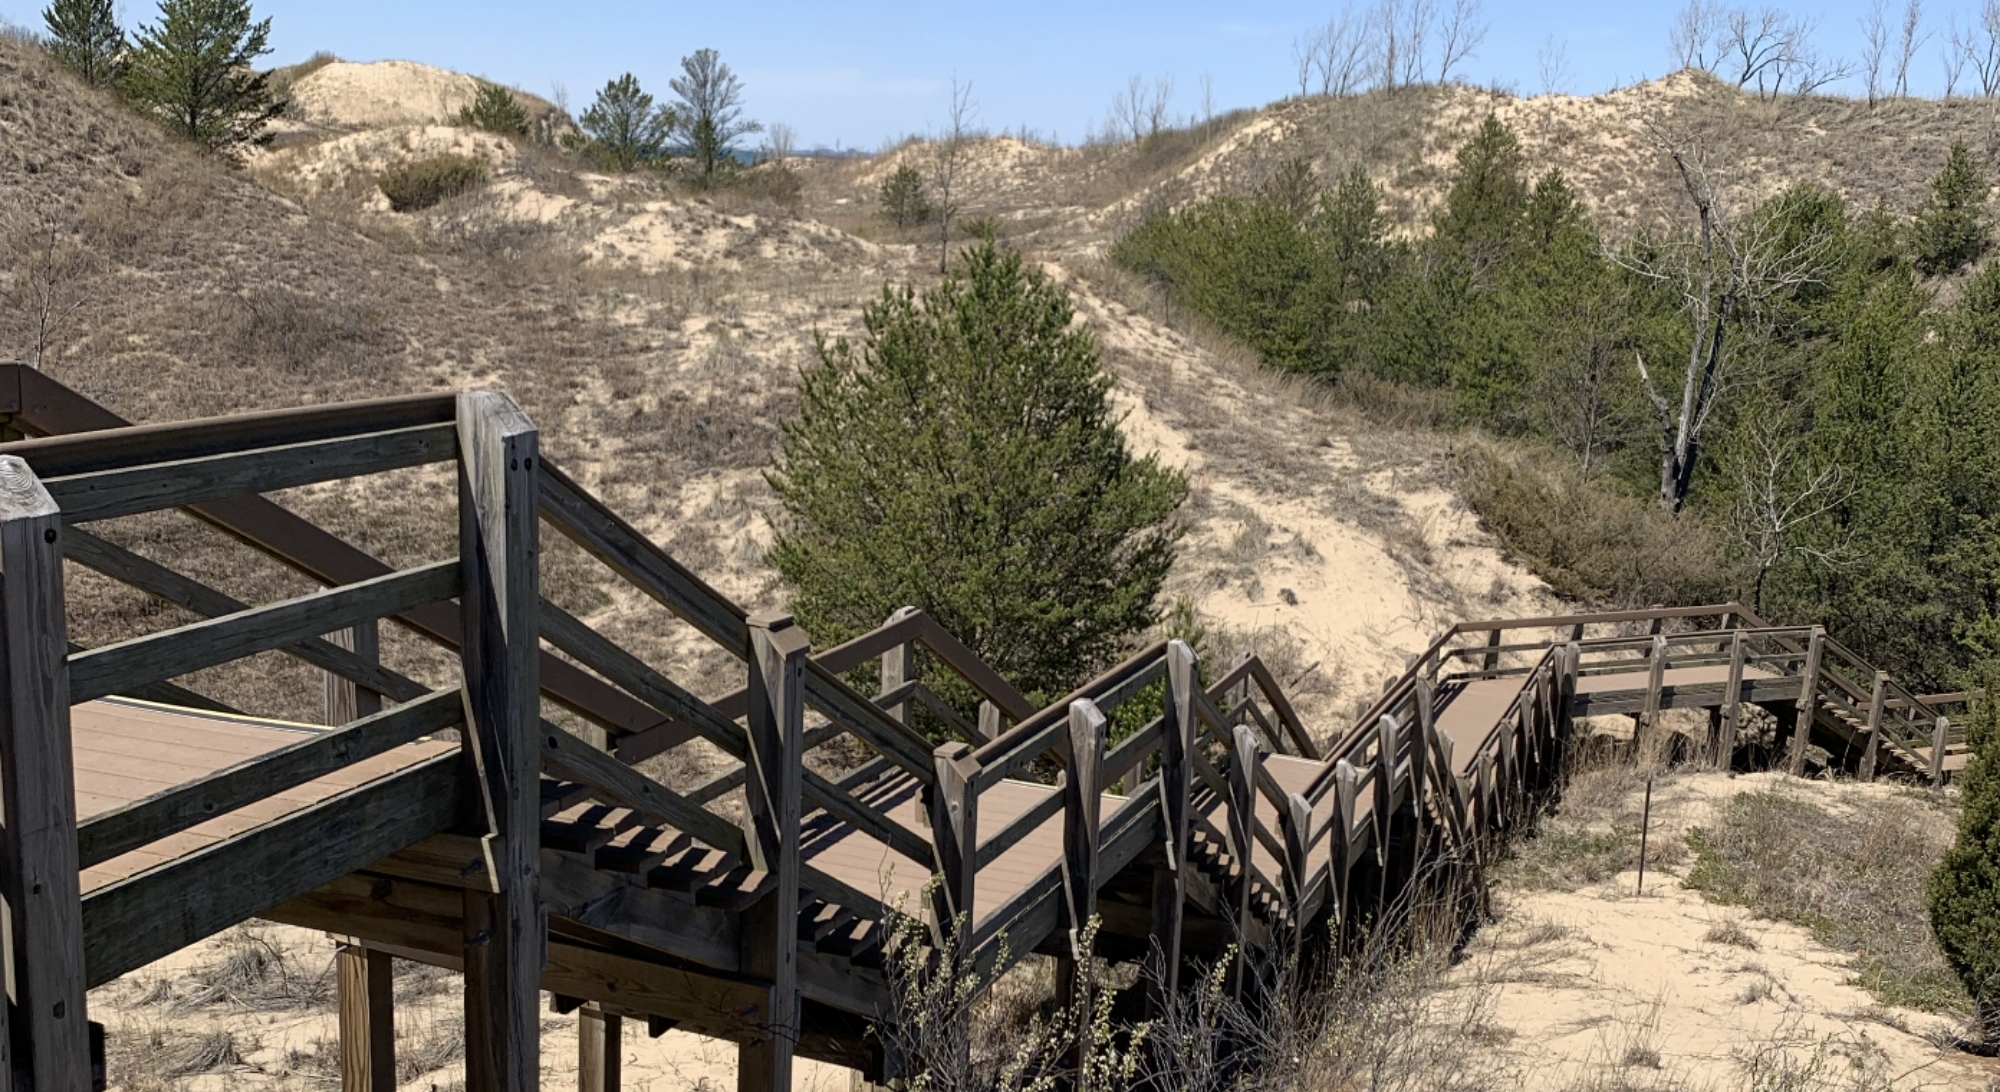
[456, 81, 529, 137]
[1928, 694, 2000, 1045]
[1114, 118, 2000, 690]
[669, 48, 759, 186]
[574, 73, 674, 172]
[879, 162, 932, 227]
[1911, 141, 1991, 277]
[120, 0, 282, 155]
[41, 0, 123, 86]
[1685, 789, 1963, 1014]
[377, 155, 487, 212]
[768, 241, 1187, 706]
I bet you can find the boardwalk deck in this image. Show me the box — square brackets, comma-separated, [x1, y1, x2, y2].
[0, 372, 1972, 1091]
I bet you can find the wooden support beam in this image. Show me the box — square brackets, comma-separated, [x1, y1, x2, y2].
[457, 391, 542, 1092]
[1226, 723, 1259, 998]
[580, 1003, 623, 1092]
[0, 455, 90, 1089]
[1057, 698, 1105, 1071]
[1718, 630, 1746, 768]
[337, 942, 395, 1092]
[1859, 672, 1887, 782]
[1641, 634, 1666, 747]
[1789, 627, 1825, 776]
[1331, 760, 1357, 928]
[880, 606, 916, 726]
[1481, 629, 1502, 672]
[1933, 716, 1950, 787]
[326, 621, 384, 726]
[740, 612, 807, 1092]
[929, 740, 979, 940]
[1148, 640, 1196, 1015]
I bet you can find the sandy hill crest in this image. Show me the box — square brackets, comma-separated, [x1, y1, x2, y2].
[283, 59, 559, 131]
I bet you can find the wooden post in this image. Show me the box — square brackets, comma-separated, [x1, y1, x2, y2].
[0, 455, 90, 1088]
[1933, 716, 1951, 787]
[1281, 792, 1312, 961]
[1481, 629, 1502, 672]
[1148, 640, 1196, 1014]
[457, 392, 543, 1092]
[1718, 630, 1746, 769]
[1859, 673, 1887, 782]
[1331, 760, 1358, 928]
[928, 741, 979, 943]
[881, 605, 917, 725]
[742, 613, 808, 1092]
[1057, 699, 1105, 1065]
[1226, 724, 1259, 998]
[1641, 634, 1667, 747]
[337, 942, 395, 1092]
[977, 700, 1002, 743]
[1372, 714, 1400, 914]
[580, 1003, 623, 1092]
[1789, 627, 1825, 777]
[324, 621, 383, 726]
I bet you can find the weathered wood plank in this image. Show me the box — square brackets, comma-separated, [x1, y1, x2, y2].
[1789, 628, 1825, 776]
[456, 391, 542, 1092]
[337, 942, 395, 1092]
[580, 1004, 623, 1092]
[0, 455, 90, 1088]
[1859, 672, 1886, 782]
[740, 614, 807, 1092]
[82, 754, 461, 987]
[1149, 640, 1195, 1014]
[44, 422, 457, 524]
[930, 742, 979, 938]
[76, 688, 465, 869]
[63, 529, 428, 707]
[68, 561, 459, 704]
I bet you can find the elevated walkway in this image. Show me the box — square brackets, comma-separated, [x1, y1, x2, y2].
[0, 367, 1972, 1091]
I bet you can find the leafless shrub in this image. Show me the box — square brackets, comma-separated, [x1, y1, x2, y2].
[143, 925, 333, 1013]
[1705, 919, 1762, 950]
[1, 194, 94, 369]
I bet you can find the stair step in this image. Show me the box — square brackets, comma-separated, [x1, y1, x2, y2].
[646, 846, 734, 893]
[697, 866, 777, 911]
[540, 780, 594, 820]
[597, 828, 690, 874]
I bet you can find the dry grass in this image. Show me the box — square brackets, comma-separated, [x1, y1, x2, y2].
[1683, 787, 1964, 1015]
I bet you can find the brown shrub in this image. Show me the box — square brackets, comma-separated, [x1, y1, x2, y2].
[1457, 440, 1740, 608]
[378, 154, 487, 213]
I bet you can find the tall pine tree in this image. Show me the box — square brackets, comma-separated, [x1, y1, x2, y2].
[42, 0, 123, 87]
[121, 0, 282, 156]
[768, 241, 1187, 705]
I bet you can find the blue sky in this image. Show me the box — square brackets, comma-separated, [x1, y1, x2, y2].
[0, 0, 1977, 148]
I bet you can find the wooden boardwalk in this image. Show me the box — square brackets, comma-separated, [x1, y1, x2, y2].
[0, 366, 1975, 1091]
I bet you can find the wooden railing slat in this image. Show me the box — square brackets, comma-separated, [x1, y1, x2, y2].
[68, 561, 460, 704]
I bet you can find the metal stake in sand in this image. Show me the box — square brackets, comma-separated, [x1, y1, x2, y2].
[1635, 774, 1655, 897]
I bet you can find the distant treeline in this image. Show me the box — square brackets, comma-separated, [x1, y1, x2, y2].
[1114, 116, 2000, 690]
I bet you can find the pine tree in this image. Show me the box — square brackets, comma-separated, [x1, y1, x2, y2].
[42, 0, 124, 87]
[576, 74, 673, 172]
[879, 163, 932, 227]
[1928, 688, 2000, 1047]
[1912, 141, 1990, 277]
[121, 0, 281, 156]
[670, 48, 760, 186]
[767, 241, 1188, 705]
[457, 81, 529, 137]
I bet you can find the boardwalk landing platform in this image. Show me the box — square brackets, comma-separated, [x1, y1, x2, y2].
[0, 366, 1974, 1092]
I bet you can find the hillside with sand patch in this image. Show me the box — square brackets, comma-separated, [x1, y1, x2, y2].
[4, 30, 1996, 1090]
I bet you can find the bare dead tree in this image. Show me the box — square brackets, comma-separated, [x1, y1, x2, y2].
[1895, 0, 1929, 95]
[1943, 26, 1968, 95]
[1110, 74, 1173, 143]
[1370, 0, 1408, 90]
[1781, 39, 1855, 97]
[1862, 0, 1892, 104]
[930, 77, 978, 274]
[1145, 75, 1174, 138]
[1292, 32, 1318, 96]
[1723, 8, 1799, 96]
[1400, 0, 1437, 84]
[1671, 0, 1723, 70]
[1952, 0, 2000, 97]
[1316, 11, 1372, 95]
[1538, 35, 1572, 96]
[1617, 124, 1834, 515]
[1199, 72, 1216, 134]
[1727, 405, 1855, 613]
[1, 199, 94, 371]
[1434, 0, 1487, 83]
